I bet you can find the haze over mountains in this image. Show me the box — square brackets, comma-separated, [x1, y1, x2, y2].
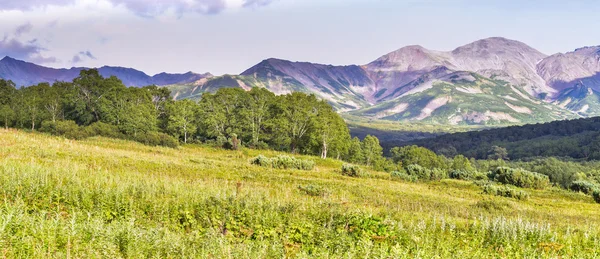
[2, 37, 600, 125]
[0, 56, 212, 88]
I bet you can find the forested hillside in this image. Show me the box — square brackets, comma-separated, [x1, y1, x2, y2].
[405, 117, 600, 160]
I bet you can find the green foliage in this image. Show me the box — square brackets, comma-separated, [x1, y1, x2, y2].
[489, 167, 550, 189]
[511, 158, 583, 188]
[298, 184, 328, 197]
[593, 190, 600, 204]
[409, 116, 600, 161]
[451, 155, 474, 171]
[361, 135, 383, 167]
[488, 146, 509, 160]
[40, 120, 88, 140]
[449, 169, 487, 181]
[482, 184, 530, 200]
[85, 121, 124, 139]
[404, 164, 447, 181]
[133, 131, 179, 148]
[250, 155, 272, 167]
[341, 164, 363, 177]
[390, 145, 447, 170]
[390, 169, 417, 182]
[569, 180, 599, 195]
[250, 155, 315, 171]
[1, 70, 356, 156]
[166, 99, 199, 143]
[271, 155, 315, 170]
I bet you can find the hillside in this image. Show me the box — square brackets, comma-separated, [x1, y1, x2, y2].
[350, 71, 574, 125]
[404, 116, 600, 160]
[1, 129, 599, 257]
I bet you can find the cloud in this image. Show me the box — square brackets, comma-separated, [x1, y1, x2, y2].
[79, 51, 96, 59]
[243, 0, 276, 8]
[14, 23, 33, 36]
[30, 55, 58, 64]
[0, 0, 75, 11]
[71, 50, 97, 63]
[0, 0, 276, 16]
[107, 0, 227, 17]
[71, 55, 82, 63]
[0, 37, 57, 64]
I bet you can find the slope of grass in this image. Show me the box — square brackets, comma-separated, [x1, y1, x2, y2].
[0, 129, 599, 257]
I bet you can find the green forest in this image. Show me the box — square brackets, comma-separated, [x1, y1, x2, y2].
[406, 116, 600, 160]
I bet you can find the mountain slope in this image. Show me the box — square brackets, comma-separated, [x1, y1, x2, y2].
[0, 56, 211, 87]
[350, 71, 574, 125]
[241, 58, 374, 110]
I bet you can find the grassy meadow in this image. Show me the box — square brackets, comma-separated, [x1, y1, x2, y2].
[0, 129, 599, 258]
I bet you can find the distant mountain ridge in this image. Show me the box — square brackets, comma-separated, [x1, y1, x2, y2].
[4, 37, 600, 126]
[0, 56, 212, 87]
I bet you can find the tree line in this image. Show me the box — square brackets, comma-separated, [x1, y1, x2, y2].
[402, 116, 600, 161]
[0, 69, 392, 164]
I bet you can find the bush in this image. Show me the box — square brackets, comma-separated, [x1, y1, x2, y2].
[450, 169, 488, 181]
[272, 155, 315, 170]
[489, 167, 549, 189]
[593, 190, 600, 204]
[404, 164, 448, 182]
[390, 169, 417, 182]
[40, 120, 89, 140]
[250, 155, 314, 171]
[250, 155, 272, 167]
[390, 145, 448, 170]
[298, 184, 328, 197]
[84, 122, 124, 139]
[569, 180, 599, 195]
[341, 164, 363, 177]
[133, 131, 179, 148]
[483, 184, 529, 200]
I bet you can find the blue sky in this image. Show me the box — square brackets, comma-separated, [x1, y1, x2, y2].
[0, 0, 599, 75]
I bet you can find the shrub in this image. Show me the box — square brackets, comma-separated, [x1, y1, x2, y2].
[341, 164, 363, 177]
[483, 184, 529, 200]
[593, 190, 600, 204]
[489, 167, 549, 189]
[251, 155, 272, 167]
[450, 169, 488, 181]
[272, 155, 315, 170]
[404, 164, 448, 181]
[390, 169, 417, 182]
[40, 120, 89, 140]
[250, 155, 314, 171]
[569, 180, 599, 195]
[133, 131, 179, 148]
[298, 184, 328, 197]
[84, 122, 124, 139]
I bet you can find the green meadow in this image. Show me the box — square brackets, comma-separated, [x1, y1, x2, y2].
[0, 129, 599, 258]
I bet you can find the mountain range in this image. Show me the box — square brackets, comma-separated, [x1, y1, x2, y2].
[2, 37, 600, 126]
[0, 56, 213, 88]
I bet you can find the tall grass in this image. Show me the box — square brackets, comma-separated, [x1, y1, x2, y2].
[0, 129, 599, 257]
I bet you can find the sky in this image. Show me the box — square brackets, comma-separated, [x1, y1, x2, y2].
[0, 0, 599, 76]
